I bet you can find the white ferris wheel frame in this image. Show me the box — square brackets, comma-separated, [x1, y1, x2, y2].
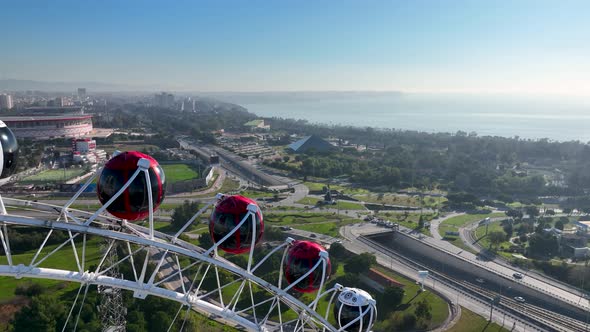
[0, 157, 376, 332]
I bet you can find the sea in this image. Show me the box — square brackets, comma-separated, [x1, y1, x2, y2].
[225, 92, 590, 142]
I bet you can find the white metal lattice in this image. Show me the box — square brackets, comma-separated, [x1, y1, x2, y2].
[0, 160, 376, 332]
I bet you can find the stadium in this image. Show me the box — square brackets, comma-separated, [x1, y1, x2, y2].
[0, 114, 93, 139]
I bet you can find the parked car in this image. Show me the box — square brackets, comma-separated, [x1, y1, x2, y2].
[513, 272, 524, 279]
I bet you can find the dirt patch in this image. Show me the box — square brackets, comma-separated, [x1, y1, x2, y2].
[0, 296, 30, 326]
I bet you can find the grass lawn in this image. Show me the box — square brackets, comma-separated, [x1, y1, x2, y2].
[353, 193, 447, 208]
[288, 262, 447, 329]
[303, 182, 369, 195]
[265, 212, 352, 225]
[69, 203, 102, 211]
[296, 196, 321, 206]
[475, 220, 512, 251]
[102, 143, 161, 154]
[372, 265, 449, 329]
[375, 212, 436, 236]
[21, 168, 87, 184]
[161, 164, 199, 183]
[447, 307, 509, 332]
[296, 220, 360, 237]
[240, 190, 277, 199]
[438, 213, 505, 253]
[266, 205, 307, 212]
[335, 201, 366, 210]
[442, 213, 505, 228]
[439, 213, 505, 238]
[0, 237, 102, 301]
[219, 177, 240, 194]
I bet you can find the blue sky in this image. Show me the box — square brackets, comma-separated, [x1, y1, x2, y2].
[1, 0, 589, 93]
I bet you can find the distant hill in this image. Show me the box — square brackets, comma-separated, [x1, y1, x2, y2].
[0, 79, 184, 92]
[200, 91, 404, 104]
[0, 79, 134, 92]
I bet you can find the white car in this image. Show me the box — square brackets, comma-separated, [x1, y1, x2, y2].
[514, 296, 525, 303]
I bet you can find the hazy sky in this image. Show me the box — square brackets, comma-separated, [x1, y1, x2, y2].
[1, 0, 589, 93]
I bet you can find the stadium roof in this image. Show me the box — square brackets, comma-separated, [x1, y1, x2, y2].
[0, 115, 92, 122]
[288, 135, 334, 153]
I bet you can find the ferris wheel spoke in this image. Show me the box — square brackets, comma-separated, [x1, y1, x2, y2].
[147, 248, 169, 285]
[152, 255, 200, 288]
[80, 234, 86, 272]
[96, 242, 142, 277]
[62, 209, 84, 225]
[72, 283, 91, 332]
[167, 303, 185, 332]
[125, 241, 140, 282]
[259, 296, 280, 327]
[179, 304, 193, 332]
[185, 259, 205, 296]
[136, 247, 152, 291]
[195, 263, 212, 296]
[276, 297, 284, 332]
[29, 229, 53, 266]
[248, 280, 259, 326]
[214, 265, 225, 308]
[66, 229, 83, 273]
[94, 238, 115, 272]
[174, 254, 188, 294]
[32, 232, 80, 268]
[227, 279, 247, 311]
[62, 282, 85, 332]
[0, 224, 12, 266]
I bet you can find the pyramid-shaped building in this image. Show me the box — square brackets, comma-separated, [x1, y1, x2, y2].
[288, 135, 334, 153]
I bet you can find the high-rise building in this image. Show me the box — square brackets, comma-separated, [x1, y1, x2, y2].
[49, 97, 65, 107]
[182, 97, 194, 112]
[154, 92, 175, 108]
[77, 88, 87, 98]
[0, 94, 13, 110]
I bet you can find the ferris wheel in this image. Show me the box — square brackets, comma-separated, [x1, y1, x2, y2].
[0, 122, 377, 332]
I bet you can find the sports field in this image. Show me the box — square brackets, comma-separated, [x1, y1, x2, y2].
[21, 168, 87, 184]
[161, 164, 199, 183]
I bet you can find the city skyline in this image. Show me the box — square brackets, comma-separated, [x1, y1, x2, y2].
[1, 1, 590, 95]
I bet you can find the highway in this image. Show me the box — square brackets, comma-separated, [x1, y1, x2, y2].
[424, 218, 590, 312]
[459, 217, 590, 302]
[283, 226, 544, 331]
[340, 224, 587, 332]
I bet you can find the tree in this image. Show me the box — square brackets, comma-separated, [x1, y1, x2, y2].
[378, 287, 404, 313]
[502, 223, 514, 240]
[555, 219, 565, 231]
[506, 209, 523, 220]
[344, 253, 376, 274]
[171, 200, 200, 229]
[11, 295, 66, 332]
[418, 215, 425, 229]
[414, 299, 432, 320]
[149, 311, 172, 332]
[528, 233, 559, 258]
[198, 233, 214, 249]
[328, 242, 348, 260]
[488, 231, 506, 249]
[525, 205, 539, 219]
